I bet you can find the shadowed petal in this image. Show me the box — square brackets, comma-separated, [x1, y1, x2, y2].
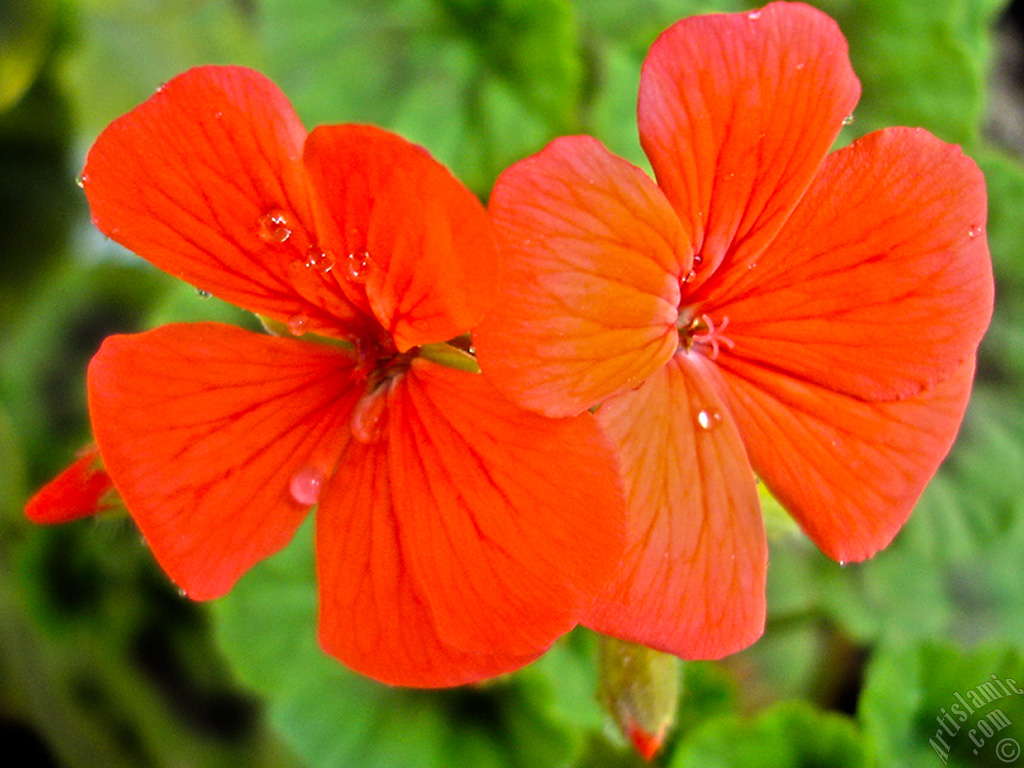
[704, 127, 992, 401]
[88, 323, 360, 600]
[714, 356, 977, 563]
[640, 1, 860, 285]
[84, 66, 364, 338]
[304, 125, 498, 352]
[388, 359, 626, 655]
[474, 136, 688, 417]
[585, 353, 767, 658]
[316, 438, 544, 688]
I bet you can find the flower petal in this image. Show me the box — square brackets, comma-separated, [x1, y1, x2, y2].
[474, 136, 688, 417]
[704, 127, 992, 401]
[83, 66, 364, 337]
[714, 355, 977, 563]
[303, 125, 498, 352]
[26, 446, 115, 524]
[639, 1, 860, 285]
[585, 353, 767, 659]
[316, 438, 543, 688]
[87, 323, 359, 599]
[388, 359, 626, 654]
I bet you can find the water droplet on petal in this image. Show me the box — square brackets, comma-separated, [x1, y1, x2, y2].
[346, 250, 372, 283]
[290, 466, 325, 506]
[842, 114, 855, 126]
[838, 559, 847, 567]
[696, 409, 723, 431]
[75, 173, 86, 189]
[351, 388, 389, 444]
[196, 288, 211, 299]
[682, 270, 697, 284]
[304, 245, 335, 273]
[747, 9, 762, 19]
[693, 254, 704, 267]
[257, 209, 293, 244]
[287, 313, 309, 336]
[968, 223, 984, 239]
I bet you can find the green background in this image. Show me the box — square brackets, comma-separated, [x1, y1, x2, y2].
[2, 0, 1024, 765]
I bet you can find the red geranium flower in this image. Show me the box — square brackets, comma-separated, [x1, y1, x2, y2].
[473, 2, 993, 658]
[27, 66, 627, 687]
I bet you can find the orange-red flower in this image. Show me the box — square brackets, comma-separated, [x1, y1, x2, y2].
[473, 2, 993, 659]
[26, 66, 627, 687]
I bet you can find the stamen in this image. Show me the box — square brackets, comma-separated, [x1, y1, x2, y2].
[680, 313, 735, 360]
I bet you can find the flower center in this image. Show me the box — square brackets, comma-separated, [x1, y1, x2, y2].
[677, 312, 734, 360]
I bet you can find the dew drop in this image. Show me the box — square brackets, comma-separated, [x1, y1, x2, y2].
[304, 245, 335, 273]
[257, 209, 293, 244]
[693, 254, 704, 267]
[287, 313, 309, 336]
[289, 466, 325, 506]
[838, 559, 847, 567]
[747, 9, 762, 20]
[75, 173, 86, 189]
[682, 269, 697, 284]
[351, 388, 389, 444]
[968, 223, 983, 239]
[346, 250, 372, 283]
[196, 288, 211, 299]
[696, 408, 723, 431]
[842, 114, 855, 126]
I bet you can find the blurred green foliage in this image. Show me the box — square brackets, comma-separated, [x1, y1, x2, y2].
[2, 0, 1024, 766]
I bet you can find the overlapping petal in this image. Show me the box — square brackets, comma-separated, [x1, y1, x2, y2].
[713, 356, 977, 563]
[316, 438, 542, 688]
[389, 359, 626, 654]
[83, 66, 364, 338]
[304, 126, 499, 352]
[474, 136, 689, 417]
[639, 1, 860, 285]
[584, 354, 767, 658]
[88, 323, 360, 599]
[317, 358, 625, 686]
[702, 127, 992, 401]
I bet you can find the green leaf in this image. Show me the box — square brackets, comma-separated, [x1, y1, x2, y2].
[815, 0, 1007, 146]
[0, 0, 58, 112]
[259, 0, 582, 194]
[974, 148, 1024, 386]
[213, 519, 597, 768]
[60, 0, 258, 137]
[0, 404, 26, 518]
[0, 258, 170, 481]
[860, 641, 1024, 768]
[671, 700, 871, 768]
